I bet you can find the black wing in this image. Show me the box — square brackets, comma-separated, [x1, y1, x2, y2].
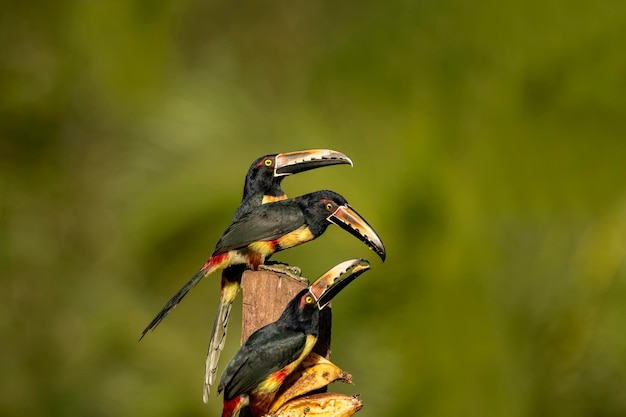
[218, 323, 306, 401]
[212, 200, 304, 255]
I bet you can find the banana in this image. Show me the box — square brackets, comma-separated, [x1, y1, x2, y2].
[269, 393, 362, 417]
[299, 352, 332, 368]
[269, 353, 352, 413]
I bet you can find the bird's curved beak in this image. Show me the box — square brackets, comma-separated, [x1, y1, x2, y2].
[327, 205, 386, 262]
[310, 258, 371, 309]
[274, 149, 353, 177]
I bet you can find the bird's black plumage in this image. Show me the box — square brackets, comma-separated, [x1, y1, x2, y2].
[212, 190, 373, 256]
[232, 150, 352, 222]
[218, 288, 319, 404]
[213, 201, 305, 255]
[142, 189, 384, 341]
[218, 259, 371, 417]
[232, 154, 284, 222]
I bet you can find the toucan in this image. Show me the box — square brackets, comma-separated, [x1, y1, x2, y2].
[232, 149, 352, 222]
[218, 259, 371, 417]
[141, 189, 386, 401]
[141, 149, 350, 333]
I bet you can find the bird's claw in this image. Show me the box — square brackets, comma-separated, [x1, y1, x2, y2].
[259, 264, 307, 282]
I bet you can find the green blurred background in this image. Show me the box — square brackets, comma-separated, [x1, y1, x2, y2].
[2, 1, 626, 416]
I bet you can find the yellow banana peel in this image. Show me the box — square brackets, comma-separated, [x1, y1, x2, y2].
[269, 393, 362, 417]
[269, 353, 352, 413]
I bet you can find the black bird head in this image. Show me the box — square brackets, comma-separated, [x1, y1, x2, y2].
[298, 190, 387, 262]
[242, 149, 352, 203]
[277, 259, 371, 334]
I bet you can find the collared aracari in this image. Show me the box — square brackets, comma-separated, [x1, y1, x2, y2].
[232, 149, 353, 222]
[141, 149, 350, 336]
[218, 259, 371, 417]
[140, 190, 386, 402]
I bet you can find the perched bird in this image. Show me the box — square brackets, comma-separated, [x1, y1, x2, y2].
[142, 149, 350, 335]
[231, 149, 353, 222]
[218, 259, 371, 417]
[141, 189, 386, 401]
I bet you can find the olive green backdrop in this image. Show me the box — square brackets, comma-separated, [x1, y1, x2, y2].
[2, 1, 625, 416]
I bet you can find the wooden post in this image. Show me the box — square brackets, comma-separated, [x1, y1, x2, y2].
[241, 270, 333, 359]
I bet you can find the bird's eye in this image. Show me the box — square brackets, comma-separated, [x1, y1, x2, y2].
[325, 203, 333, 211]
[264, 159, 273, 167]
[305, 295, 313, 304]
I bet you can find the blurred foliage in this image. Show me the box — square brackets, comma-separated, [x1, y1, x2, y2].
[2, 1, 626, 416]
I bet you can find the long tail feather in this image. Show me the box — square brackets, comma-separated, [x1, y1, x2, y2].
[140, 256, 224, 340]
[203, 267, 245, 403]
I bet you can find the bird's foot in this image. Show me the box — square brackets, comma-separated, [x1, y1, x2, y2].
[259, 263, 308, 283]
